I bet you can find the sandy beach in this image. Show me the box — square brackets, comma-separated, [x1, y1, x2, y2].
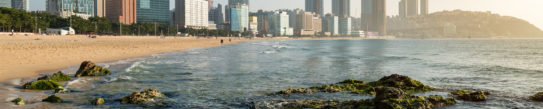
[0, 35, 370, 81]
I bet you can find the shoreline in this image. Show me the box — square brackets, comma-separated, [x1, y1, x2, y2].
[0, 35, 380, 82]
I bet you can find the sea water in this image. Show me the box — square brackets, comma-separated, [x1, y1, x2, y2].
[2, 39, 543, 108]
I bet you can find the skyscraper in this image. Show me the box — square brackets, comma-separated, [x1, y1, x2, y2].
[323, 14, 338, 35]
[176, 0, 209, 29]
[75, 0, 94, 16]
[106, 0, 137, 24]
[398, 0, 406, 17]
[208, 0, 213, 10]
[420, 0, 428, 15]
[305, 0, 323, 16]
[137, 0, 170, 24]
[362, 0, 386, 35]
[230, 4, 248, 32]
[228, 0, 248, 6]
[406, 0, 418, 16]
[46, 0, 94, 19]
[11, 0, 28, 11]
[332, 0, 350, 18]
[0, 0, 11, 8]
[95, 0, 106, 17]
[214, 4, 224, 24]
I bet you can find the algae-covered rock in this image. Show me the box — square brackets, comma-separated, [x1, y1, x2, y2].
[374, 87, 456, 109]
[531, 92, 543, 102]
[277, 88, 316, 94]
[22, 80, 62, 90]
[38, 71, 71, 82]
[451, 90, 488, 101]
[75, 61, 111, 77]
[310, 74, 433, 95]
[42, 95, 62, 103]
[121, 88, 164, 104]
[92, 98, 105, 105]
[282, 100, 374, 109]
[11, 98, 25, 105]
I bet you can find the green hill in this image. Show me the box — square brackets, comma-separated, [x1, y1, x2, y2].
[388, 10, 543, 38]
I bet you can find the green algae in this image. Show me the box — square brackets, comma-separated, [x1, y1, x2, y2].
[50, 71, 72, 82]
[42, 95, 63, 103]
[531, 92, 543, 102]
[307, 74, 433, 95]
[92, 98, 105, 105]
[277, 88, 316, 94]
[11, 98, 25, 105]
[282, 100, 374, 109]
[451, 90, 488, 101]
[22, 80, 63, 90]
[76, 67, 111, 77]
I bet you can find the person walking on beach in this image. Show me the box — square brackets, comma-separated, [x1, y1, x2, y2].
[220, 39, 224, 44]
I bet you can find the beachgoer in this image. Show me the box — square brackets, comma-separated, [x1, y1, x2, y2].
[229, 38, 231, 42]
[220, 39, 224, 44]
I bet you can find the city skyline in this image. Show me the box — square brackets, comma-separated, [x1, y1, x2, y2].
[26, 0, 543, 30]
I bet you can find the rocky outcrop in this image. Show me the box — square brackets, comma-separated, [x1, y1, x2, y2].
[38, 71, 71, 82]
[11, 98, 25, 105]
[277, 88, 316, 95]
[308, 74, 433, 95]
[75, 61, 111, 77]
[451, 90, 489, 101]
[531, 92, 543, 102]
[121, 89, 164, 104]
[42, 95, 63, 103]
[92, 98, 105, 105]
[22, 80, 63, 90]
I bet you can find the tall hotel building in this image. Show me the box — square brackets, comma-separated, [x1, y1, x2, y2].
[106, 0, 137, 24]
[361, 0, 386, 35]
[95, 0, 106, 17]
[175, 0, 209, 29]
[137, 0, 170, 24]
[305, 0, 323, 16]
[228, 0, 249, 32]
[332, 0, 350, 18]
[11, 0, 28, 11]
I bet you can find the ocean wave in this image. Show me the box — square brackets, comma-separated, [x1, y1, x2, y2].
[262, 50, 278, 54]
[105, 76, 134, 83]
[125, 61, 143, 72]
[476, 65, 543, 75]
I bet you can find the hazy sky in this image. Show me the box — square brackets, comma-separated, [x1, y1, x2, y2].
[29, 0, 543, 29]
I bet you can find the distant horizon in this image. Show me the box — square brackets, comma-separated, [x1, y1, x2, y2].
[28, 0, 543, 30]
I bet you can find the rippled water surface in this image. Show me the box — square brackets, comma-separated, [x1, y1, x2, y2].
[3, 39, 543, 108]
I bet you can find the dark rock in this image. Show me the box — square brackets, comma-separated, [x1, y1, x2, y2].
[374, 87, 406, 102]
[374, 87, 456, 109]
[22, 80, 63, 90]
[310, 74, 433, 95]
[75, 61, 111, 77]
[374, 74, 433, 92]
[451, 90, 488, 101]
[531, 92, 543, 102]
[11, 98, 25, 105]
[92, 98, 105, 105]
[121, 88, 164, 104]
[42, 95, 62, 103]
[339, 79, 364, 84]
[277, 88, 316, 94]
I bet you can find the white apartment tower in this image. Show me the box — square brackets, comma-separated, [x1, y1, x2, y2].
[176, 0, 209, 29]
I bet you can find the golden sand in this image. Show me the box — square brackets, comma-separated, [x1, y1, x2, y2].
[0, 35, 370, 81]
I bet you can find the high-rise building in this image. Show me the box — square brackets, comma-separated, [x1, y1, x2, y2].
[0, 0, 11, 8]
[406, 0, 418, 16]
[106, 0, 137, 24]
[362, 0, 386, 35]
[230, 4, 248, 32]
[208, 0, 213, 10]
[137, 0, 170, 24]
[255, 10, 273, 35]
[398, 0, 406, 17]
[323, 14, 338, 35]
[11, 0, 28, 11]
[332, 0, 350, 18]
[338, 17, 351, 35]
[249, 16, 258, 35]
[420, 0, 428, 15]
[75, 0, 94, 16]
[214, 4, 225, 29]
[228, 0, 248, 6]
[46, 0, 94, 19]
[305, 0, 323, 16]
[269, 11, 292, 36]
[224, 5, 230, 23]
[287, 9, 303, 29]
[176, 0, 209, 29]
[95, 0, 106, 17]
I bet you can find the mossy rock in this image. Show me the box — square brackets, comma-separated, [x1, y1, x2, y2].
[277, 88, 316, 95]
[75, 61, 111, 77]
[309, 74, 433, 95]
[22, 80, 63, 90]
[451, 90, 488, 101]
[121, 88, 164, 104]
[38, 71, 72, 82]
[11, 98, 25, 105]
[92, 98, 105, 105]
[42, 95, 62, 103]
[374, 87, 456, 109]
[531, 92, 543, 102]
[282, 100, 374, 109]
